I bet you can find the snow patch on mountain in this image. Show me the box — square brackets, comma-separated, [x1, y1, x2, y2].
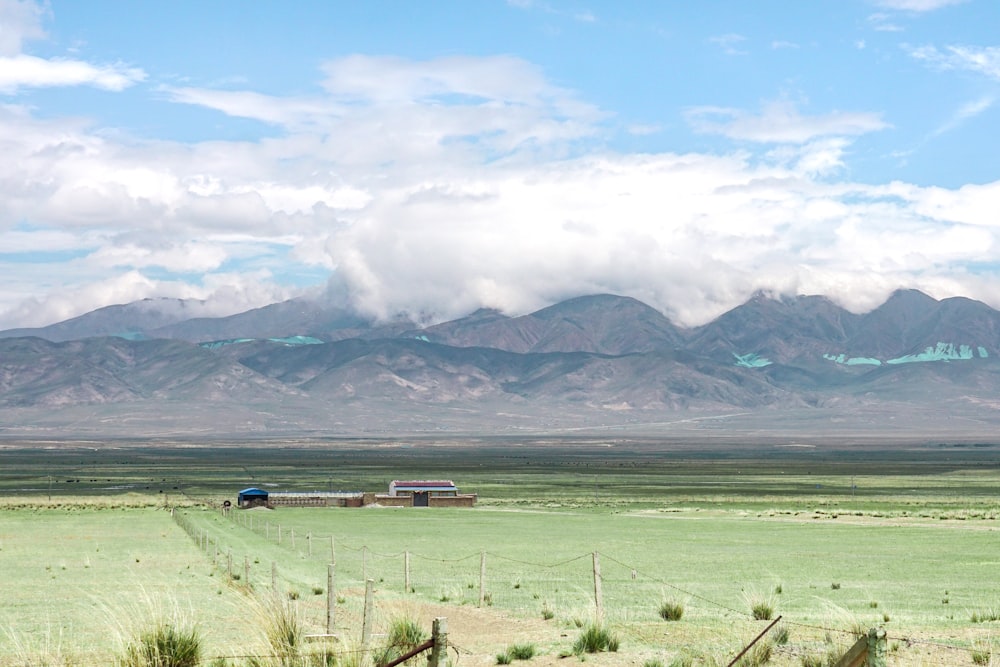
[734, 352, 772, 368]
[825, 342, 990, 367]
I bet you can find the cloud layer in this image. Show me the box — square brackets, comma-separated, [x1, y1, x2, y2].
[1, 1, 1000, 330]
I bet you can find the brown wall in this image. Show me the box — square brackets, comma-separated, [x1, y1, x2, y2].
[428, 494, 477, 507]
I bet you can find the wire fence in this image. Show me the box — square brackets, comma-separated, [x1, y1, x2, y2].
[170, 506, 996, 666]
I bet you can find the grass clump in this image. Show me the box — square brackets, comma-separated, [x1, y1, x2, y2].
[119, 621, 201, 667]
[772, 624, 789, 645]
[667, 655, 694, 667]
[970, 607, 1000, 623]
[743, 591, 776, 621]
[373, 616, 426, 667]
[572, 623, 619, 655]
[497, 643, 536, 663]
[734, 640, 772, 667]
[658, 599, 684, 621]
[971, 643, 992, 665]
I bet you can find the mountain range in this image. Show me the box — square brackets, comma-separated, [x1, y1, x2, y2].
[3, 289, 1000, 438]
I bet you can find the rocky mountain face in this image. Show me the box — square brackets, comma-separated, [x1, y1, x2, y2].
[2, 290, 999, 436]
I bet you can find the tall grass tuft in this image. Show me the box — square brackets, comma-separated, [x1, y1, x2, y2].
[253, 591, 303, 664]
[373, 616, 426, 667]
[971, 642, 992, 665]
[743, 590, 776, 621]
[658, 599, 684, 621]
[572, 623, 620, 655]
[734, 640, 772, 667]
[119, 621, 202, 667]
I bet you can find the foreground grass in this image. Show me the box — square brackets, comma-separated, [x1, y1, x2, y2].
[4, 439, 1000, 665]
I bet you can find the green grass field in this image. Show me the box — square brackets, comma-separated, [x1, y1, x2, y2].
[2, 438, 1000, 666]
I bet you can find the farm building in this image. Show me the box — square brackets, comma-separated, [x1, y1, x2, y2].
[238, 487, 269, 508]
[376, 480, 476, 507]
[268, 491, 364, 507]
[237, 480, 475, 509]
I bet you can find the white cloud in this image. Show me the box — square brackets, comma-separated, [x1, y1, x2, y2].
[685, 101, 889, 144]
[709, 34, 748, 56]
[875, 0, 967, 11]
[0, 0, 46, 56]
[908, 44, 1000, 80]
[0, 1, 146, 93]
[930, 95, 996, 136]
[4, 54, 1000, 331]
[0, 54, 145, 92]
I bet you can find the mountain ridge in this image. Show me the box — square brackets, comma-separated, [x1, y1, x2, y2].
[2, 289, 999, 436]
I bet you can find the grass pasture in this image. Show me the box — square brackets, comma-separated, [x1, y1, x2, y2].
[2, 437, 1000, 665]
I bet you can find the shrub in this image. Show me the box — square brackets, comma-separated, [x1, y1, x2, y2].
[496, 651, 513, 665]
[772, 624, 789, 645]
[541, 605, 555, 620]
[658, 600, 684, 621]
[120, 622, 201, 667]
[830, 583, 841, 590]
[312, 586, 324, 596]
[573, 624, 620, 655]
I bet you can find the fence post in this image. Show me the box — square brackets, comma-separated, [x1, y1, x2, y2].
[227, 550, 232, 580]
[308, 532, 312, 557]
[592, 552, 604, 624]
[362, 578, 375, 648]
[867, 627, 887, 667]
[428, 617, 448, 667]
[832, 627, 886, 667]
[244, 555, 250, 585]
[405, 550, 411, 593]
[479, 551, 486, 607]
[271, 561, 278, 590]
[331, 536, 336, 564]
[278, 524, 282, 544]
[327, 563, 336, 634]
[362, 546, 368, 582]
[266, 522, 270, 540]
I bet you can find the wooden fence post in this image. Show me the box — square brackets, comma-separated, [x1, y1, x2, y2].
[327, 563, 336, 634]
[405, 550, 411, 593]
[227, 550, 232, 580]
[278, 524, 282, 545]
[428, 617, 448, 667]
[244, 555, 250, 585]
[833, 627, 887, 667]
[592, 552, 604, 624]
[331, 536, 336, 564]
[271, 561, 278, 590]
[362, 578, 375, 648]
[479, 551, 486, 607]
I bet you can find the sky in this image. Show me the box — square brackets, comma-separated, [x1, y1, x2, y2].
[1, 0, 999, 330]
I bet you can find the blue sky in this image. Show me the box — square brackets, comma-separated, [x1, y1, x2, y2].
[1, 0, 999, 329]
